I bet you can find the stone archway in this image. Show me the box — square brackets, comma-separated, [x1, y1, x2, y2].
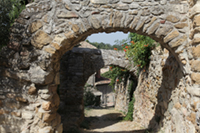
[59, 47, 136, 132]
[0, 0, 199, 133]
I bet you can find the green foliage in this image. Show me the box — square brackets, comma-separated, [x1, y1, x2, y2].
[0, 0, 25, 48]
[123, 94, 135, 121]
[101, 66, 130, 88]
[124, 33, 156, 69]
[84, 85, 100, 106]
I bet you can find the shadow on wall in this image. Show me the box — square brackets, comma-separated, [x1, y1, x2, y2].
[148, 53, 183, 131]
[59, 48, 105, 132]
[83, 130, 147, 133]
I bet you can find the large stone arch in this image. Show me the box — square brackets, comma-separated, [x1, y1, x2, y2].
[0, 0, 199, 133]
[59, 47, 136, 131]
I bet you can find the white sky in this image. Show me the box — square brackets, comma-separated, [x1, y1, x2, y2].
[86, 32, 129, 45]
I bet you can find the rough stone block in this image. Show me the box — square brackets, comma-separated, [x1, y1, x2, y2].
[166, 15, 180, 23]
[22, 111, 34, 120]
[146, 21, 160, 35]
[89, 16, 101, 29]
[191, 73, 200, 84]
[31, 30, 53, 49]
[113, 11, 123, 28]
[38, 126, 53, 133]
[174, 22, 188, 29]
[57, 11, 79, 18]
[193, 14, 200, 27]
[155, 25, 173, 38]
[192, 45, 200, 58]
[29, 20, 43, 33]
[90, 0, 108, 4]
[143, 16, 157, 32]
[116, 4, 129, 10]
[169, 35, 187, 48]
[164, 30, 179, 43]
[43, 112, 57, 122]
[121, 0, 133, 3]
[191, 60, 200, 72]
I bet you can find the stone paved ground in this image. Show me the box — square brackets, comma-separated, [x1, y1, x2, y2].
[81, 107, 148, 133]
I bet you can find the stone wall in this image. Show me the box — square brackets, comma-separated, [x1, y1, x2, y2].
[59, 47, 134, 132]
[0, 0, 199, 133]
[133, 46, 200, 133]
[115, 78, 137, 114]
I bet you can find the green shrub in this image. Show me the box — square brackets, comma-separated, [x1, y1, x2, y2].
[124, 33, 156, 70]
[0, 0, 25, 48]
[101, 66, 130, 88]
[123, 94, 135, 121]
[84, 85, 100, 106]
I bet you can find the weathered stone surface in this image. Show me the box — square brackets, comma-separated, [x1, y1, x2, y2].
[38, 126, 53, 133]
[191, 73, 200, 84]
[113, 11, 123, 28]
[130, 16, 140, 29]
[192, 34, 200, 45]
[125, 15, 134, 27]
[143, 16, 157, 32]
[15, 97, 27, 103]
[116, 4, 129, 10]
[129, 10, 138, 15]
[155, 25, 173, 38]
[90, 0, 108, 4]
[11, 111, 21, 117]
[0, 0, 197, 133]
[64, 31, 76, 40]
[43, 45, 56, 54]
[151, 6, 164, 15]
[169, 35, 187, 48]
[72, 24, 80, 34]
[29, 20, 43, 33]
[52, 93, 60, 108]
[190, 27, 200, 39]
[141, 8, 151, 16]
[192, 45, 200, 58]
[28, 66, 47, 84]
[43, 113, 57, 122]
[42, 102, 51, 111]
[28, 83, 37, 95]
[193, 14, 200, 27]
[164, 30, 179, 43]
[65, 4, 72, 10]
[57, 11, 79, 18]
[135, 17, 146, 31]
[147, 21, 160, 35]
[89, 16, 100, 29]
[174, 22, 188, 29]
[191, 60, 200, 72]
[121, 0, 133, 3]
[166, 15, 180, 23]
[22, 111, 34, 119]
[129, 2, 139, 9]
[0, 100, 2, 107]
[31, 30, 53, 49]
[56, 124, 63, 133]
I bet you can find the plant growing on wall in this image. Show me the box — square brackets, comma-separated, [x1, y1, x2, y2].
[124, 33, 156, 70]
[101, 66, 131, 88]
[0, 0, 26, 49]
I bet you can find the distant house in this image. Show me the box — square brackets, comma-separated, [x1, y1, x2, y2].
[79, 41, 114, 107]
